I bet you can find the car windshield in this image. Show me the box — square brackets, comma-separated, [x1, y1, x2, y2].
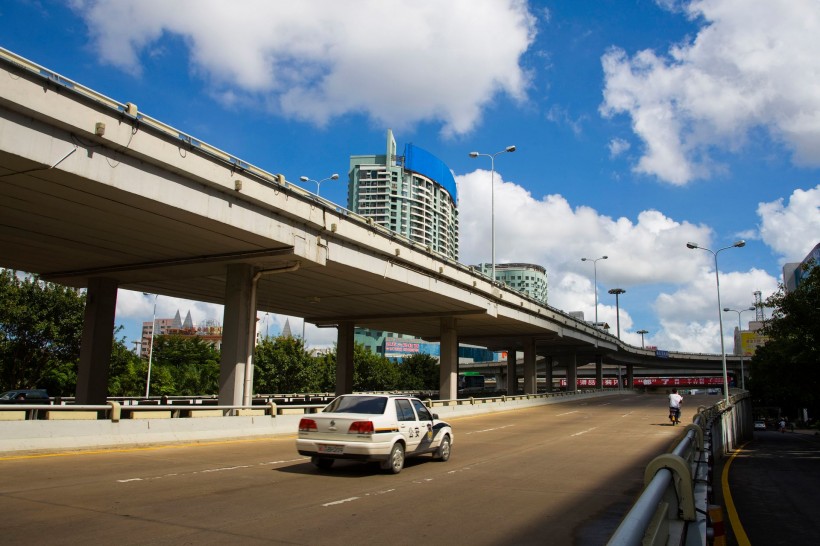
[324, 396, 388, 415]
[0, 391, 17, 400]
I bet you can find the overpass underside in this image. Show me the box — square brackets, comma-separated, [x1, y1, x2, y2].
[0, 48, 740, 405]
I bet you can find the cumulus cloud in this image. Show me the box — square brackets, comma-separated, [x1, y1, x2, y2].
[757, 184, 820, 262]
[456, 169, 781, 352]
[600, 0, 820, 185]
[457, 169, 711, 286]
[70, 0, 536, 136]
[608, 138, 630, 158]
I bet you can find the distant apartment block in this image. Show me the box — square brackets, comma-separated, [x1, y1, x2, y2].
[141, 310, 223, 357]
[473, 262, 549, 304]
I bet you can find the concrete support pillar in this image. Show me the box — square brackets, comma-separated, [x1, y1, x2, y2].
[506, 350, 517, 395]
[565, 353, 578, 392]
[595, 355, 604, 390]
[523, 339, 536, 394]
[439, 317, 458, 401]
[76, 277, 118, 404]
[627, 364, 634, 390]
[545, 356, 554, 392]
[336, 321, 355, 395]
[219, 264, 256, 406]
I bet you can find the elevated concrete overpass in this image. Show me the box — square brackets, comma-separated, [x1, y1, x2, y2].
[0, 48, 742, 404]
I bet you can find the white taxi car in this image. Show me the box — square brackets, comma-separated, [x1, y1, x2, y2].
[296, 394, 453, 474]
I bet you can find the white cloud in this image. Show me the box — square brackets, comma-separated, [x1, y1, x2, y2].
[457, 169, 712, 286]
[757, 184, 820, 262]
[653, 267, 779, 352]
[600, 0, 820, 185]
[456, 169, 782, 352]
[71, 0, 536, 136]
[608, 138, 630, 158]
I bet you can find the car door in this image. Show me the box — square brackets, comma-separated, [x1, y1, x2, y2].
[411, 398, 436, 452]
[394, 398, 423, 453]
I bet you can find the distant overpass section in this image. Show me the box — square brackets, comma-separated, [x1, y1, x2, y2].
[0, 47, 742, 404]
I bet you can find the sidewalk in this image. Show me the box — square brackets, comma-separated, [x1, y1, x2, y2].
[717, 428, 820, 545]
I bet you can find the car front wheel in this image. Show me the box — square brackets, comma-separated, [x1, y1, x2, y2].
[381, 442, 405, 474]
[434, 434, 451, 462]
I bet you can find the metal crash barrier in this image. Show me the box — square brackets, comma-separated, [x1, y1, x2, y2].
[608, 391, 751, 546]
[0, 388, 607, 421]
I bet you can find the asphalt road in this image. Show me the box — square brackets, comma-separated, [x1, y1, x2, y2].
[0, 393, 714, 545]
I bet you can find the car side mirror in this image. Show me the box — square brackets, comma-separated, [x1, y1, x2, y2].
[432, 413, 439, 420]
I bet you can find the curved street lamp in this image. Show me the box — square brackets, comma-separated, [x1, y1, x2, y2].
[637, 329, 649, 348]
[686, 240, 746, 403]
[723, 306, 755, 390]
[581, 256, 608, 324]
[608, 288, 626, 339]
[299, 173, 339, 197]
[469, 145, 516, 282]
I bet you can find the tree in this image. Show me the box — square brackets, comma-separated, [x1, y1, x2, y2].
[749, 263, 820, 419]
[107, 330, 146, 397]
[254, 336, 318, 394]
[399, 353, 440, 391]
[0, 270, 85, 395]
[312, 349, 338, 393]
[149, 335, 220, 396]
[353, 342, 400, 391]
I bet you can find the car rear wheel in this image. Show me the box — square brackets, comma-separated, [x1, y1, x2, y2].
[311, 457, 334, 470]
[434, 434, 451, 461]
[381, 443, 405, 474]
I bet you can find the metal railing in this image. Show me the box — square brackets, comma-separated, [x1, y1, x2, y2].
[607, 391, 751, 545]
[0, 388, 610, 421]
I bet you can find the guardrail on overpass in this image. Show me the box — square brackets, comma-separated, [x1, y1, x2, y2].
[0, 389, 616, 454]
[608, 391, 751, 546]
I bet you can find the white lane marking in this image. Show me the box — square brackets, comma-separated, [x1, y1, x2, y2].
[571, 427, 598, 437]
[556, 410, 579, 416]
[622, 411, 634, 418]
[323, 488, 396, 508]
[464, 424, 516, 435]
[201, 465, 251, 473]
[116, 458, 306, 483]
[323, 497, 360, 507]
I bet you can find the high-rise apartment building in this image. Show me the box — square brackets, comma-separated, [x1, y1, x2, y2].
[348, 130, 459, 260]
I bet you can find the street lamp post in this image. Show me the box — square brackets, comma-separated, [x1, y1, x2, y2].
[686, 240, 746, 404]
[469, 145, 516, 282]
[581, 256, 608, 324]
[608, 288, 626, 339]
[637, 329, 648, 349]
[299, 173, 339, 197]
[723, 306, 755, 390]
[143, 293, 158, 398]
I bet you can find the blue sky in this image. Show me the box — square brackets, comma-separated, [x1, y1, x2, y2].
[2, 0, 818, 354]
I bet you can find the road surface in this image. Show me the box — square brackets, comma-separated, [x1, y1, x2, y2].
[0, 393, 713, 545]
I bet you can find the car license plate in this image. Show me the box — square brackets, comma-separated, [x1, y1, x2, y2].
[318, 444, 343, 454]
